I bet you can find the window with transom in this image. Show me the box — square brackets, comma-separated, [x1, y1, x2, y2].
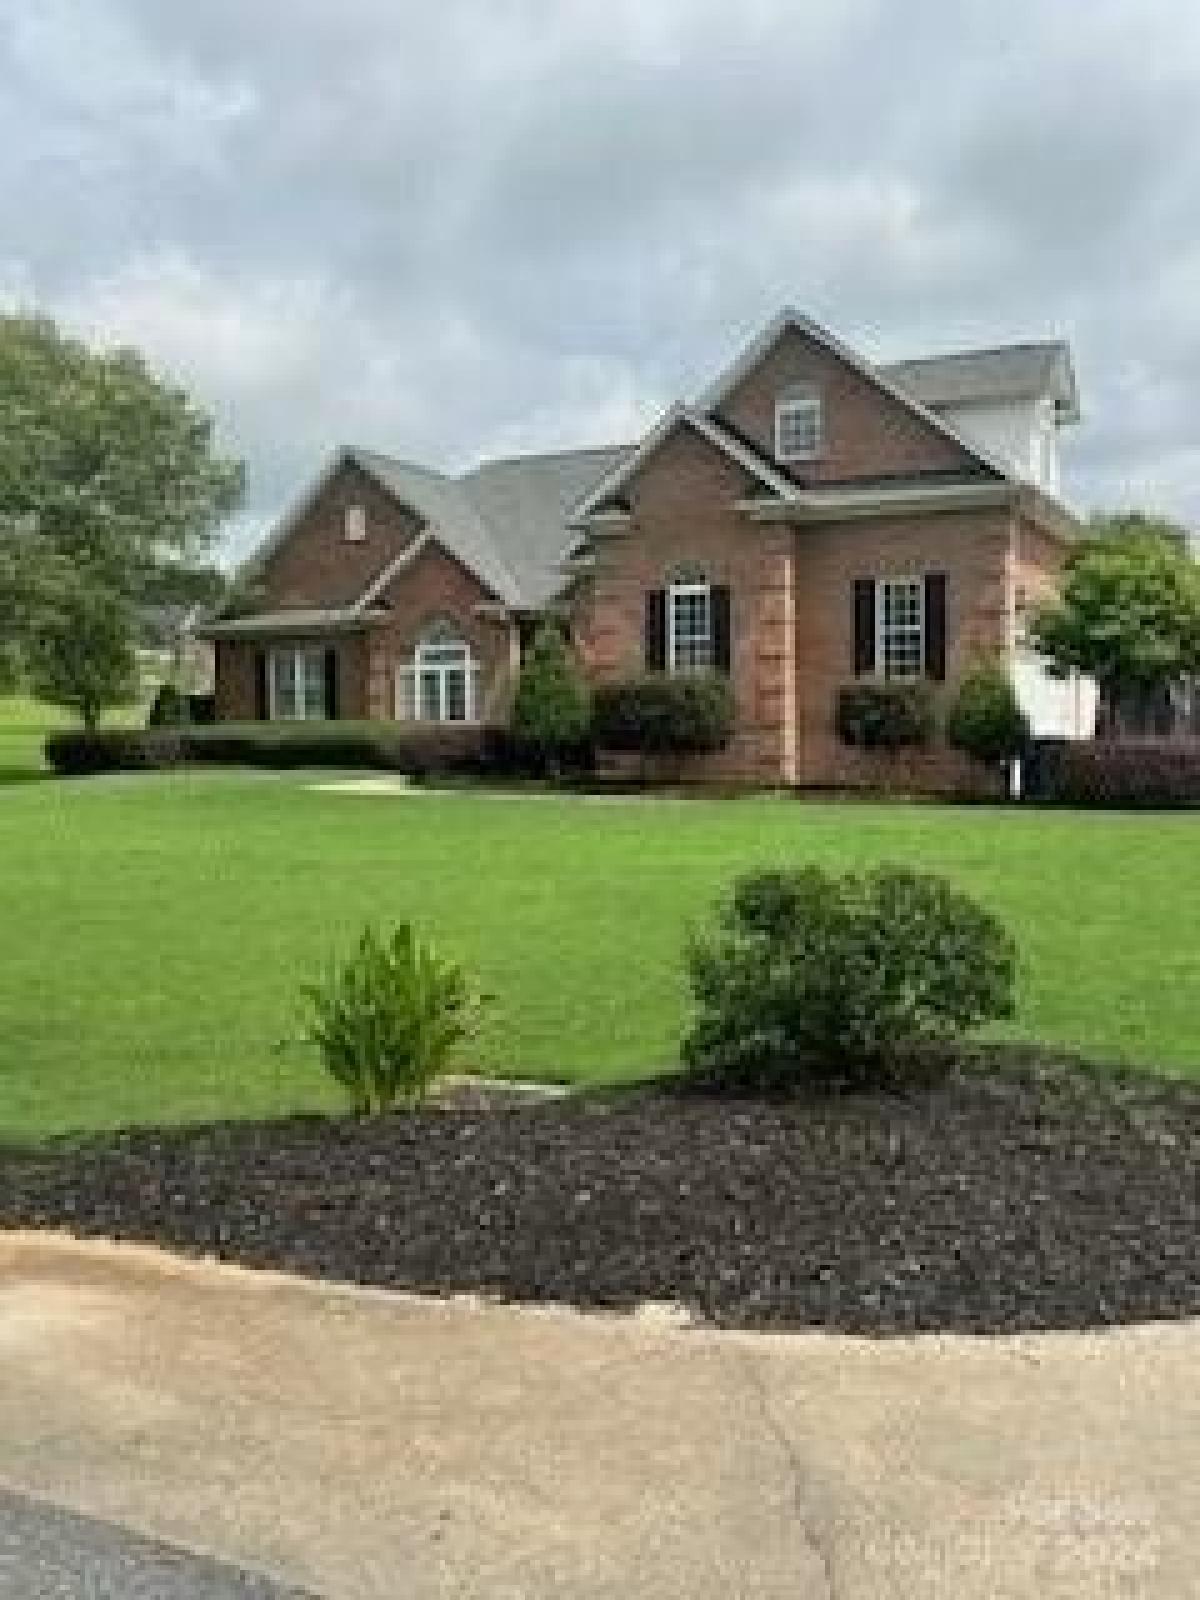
[396, 624, 480, 723]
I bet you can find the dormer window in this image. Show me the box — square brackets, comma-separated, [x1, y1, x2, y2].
[774, 385, 822, 463]
[344, 503, 367, 542]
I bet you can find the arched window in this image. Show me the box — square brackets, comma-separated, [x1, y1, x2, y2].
[396, 623, 479, 723]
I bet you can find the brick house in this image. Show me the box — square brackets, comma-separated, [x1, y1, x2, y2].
[204, 309, 1089, 788]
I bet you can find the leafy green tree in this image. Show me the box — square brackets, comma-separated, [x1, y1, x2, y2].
[0, 639, 20, 696]
[945, 658, 1030, 769]
[511, 624, 590, 770]
[1030, 525, 1200, 721]
[0, 315, 243, 654]
[24, 578, 138, 730]
[1085, 509, 1193, 549]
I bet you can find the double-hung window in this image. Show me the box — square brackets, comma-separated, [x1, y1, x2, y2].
[270, 648, 326, 720]
[774, 385, 822, 463]
[397, 626, 479, 723]
[878, 578, 924, 681]
[668, 582, 713, 673]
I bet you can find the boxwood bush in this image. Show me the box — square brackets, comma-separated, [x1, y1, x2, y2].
[590, 673, 735, 757]
[682, 865, 1017, 1090]
[945, 659, 1030, 768]
[835, 681, 935, 751]
[1023, 737, 1200, 808]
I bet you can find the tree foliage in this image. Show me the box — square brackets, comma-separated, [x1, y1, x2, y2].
[682, 866, 1016, 1090]
[24, 576, 139, 729]
[945, 658, 1030, 768]
[0, 314, 243, 654]
[510, 624, 591, 767]
[1029, 521, 1200, 706]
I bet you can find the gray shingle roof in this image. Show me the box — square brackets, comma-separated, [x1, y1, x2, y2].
[351, 449, 523, 607]
[459, 445, 631, 608]
[880, 341, 1079, 420]
[352, 443, 631, 611]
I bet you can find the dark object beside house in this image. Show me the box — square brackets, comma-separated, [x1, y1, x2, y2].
[1024, 737, 1200, 808]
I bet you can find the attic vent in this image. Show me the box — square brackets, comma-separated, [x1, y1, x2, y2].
[344, 504, 367, 542]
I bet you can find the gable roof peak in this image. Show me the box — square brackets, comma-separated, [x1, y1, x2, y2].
[695, 307, 1013, 481]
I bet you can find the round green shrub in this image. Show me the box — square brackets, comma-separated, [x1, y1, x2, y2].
[590, 673, 735, 757]
[510, 625, 591, 771]
[681, 865, 1017, 1090]
[945, 659, 1030, 767]
[835, 681, 935, 751]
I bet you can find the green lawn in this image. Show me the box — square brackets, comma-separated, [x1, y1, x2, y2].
[0, 768, 1197, 1139]
[0, 694, 141, 784]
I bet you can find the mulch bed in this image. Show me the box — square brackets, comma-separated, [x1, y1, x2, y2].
[2, 1055, 1198, 1336]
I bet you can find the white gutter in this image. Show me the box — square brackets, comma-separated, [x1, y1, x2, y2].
[739, 481, 1014, 524]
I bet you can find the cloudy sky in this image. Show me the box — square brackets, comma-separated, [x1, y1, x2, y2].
[3, 0, 1198, 561]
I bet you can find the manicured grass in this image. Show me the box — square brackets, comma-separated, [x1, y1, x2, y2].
[0, 695, 140, 783]
[0, 695, 71, 782]
[0, 770, 1197, 1139]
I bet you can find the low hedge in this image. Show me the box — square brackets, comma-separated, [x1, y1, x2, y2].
[591, 673, 735, 756]
[44, 722, 512, 778]
[44, 729, 187, 775]
[1024, 737, 1200, 808]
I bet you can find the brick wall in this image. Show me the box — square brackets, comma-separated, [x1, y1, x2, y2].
[571, 418, 1033, 793]
[257, 461, 423, 609]
[573, 423, 798, 782]
[364, 541, 516, 724]
[715, 324, 978, 484]
[214, 634, 371, 721]
[792, 506, 1014, 791]
[217, 458, 518, 728]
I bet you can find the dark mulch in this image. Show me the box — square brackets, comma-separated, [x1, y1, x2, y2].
[2, 1055, 1198, 1336]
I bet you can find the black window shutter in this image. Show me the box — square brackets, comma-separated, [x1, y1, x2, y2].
[853, 579, 876, 676]
[645, 589, 667, 671]
[924, 573, 947, 681]
[323, 647, 340, 719]
[711, 585, 732, 674]
[254, 650, 269, 721]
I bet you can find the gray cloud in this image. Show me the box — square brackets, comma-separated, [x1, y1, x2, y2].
[2, 0, 1198, 562]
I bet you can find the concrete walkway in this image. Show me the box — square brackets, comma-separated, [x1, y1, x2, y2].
[1, 1232, 1196, 1598]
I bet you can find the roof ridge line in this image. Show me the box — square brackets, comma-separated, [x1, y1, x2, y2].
[462, 441, 633, 475]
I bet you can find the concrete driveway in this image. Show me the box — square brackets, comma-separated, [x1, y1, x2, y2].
[1, 1232, 1196, 1598]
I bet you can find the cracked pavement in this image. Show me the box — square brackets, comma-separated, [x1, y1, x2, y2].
[1, 1232, 1197, 1597]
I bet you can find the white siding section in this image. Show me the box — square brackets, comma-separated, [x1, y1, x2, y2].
[1013, 648, 1098, 739]
[936, 396, 1061, 493]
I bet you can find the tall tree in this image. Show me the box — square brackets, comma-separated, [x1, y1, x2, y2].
[0, 315, 243, 653]
[24, 576, 139, 730]
[1029, 519, 1200, 722]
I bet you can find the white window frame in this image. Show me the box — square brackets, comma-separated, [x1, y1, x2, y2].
[269, 647, 327, 721]
[668, 580, 713, 674]
[396, 629, 479, 724]
[876, 576, 924, 682]
[774, 386, 823, 463]
[344, 503, 367, 542]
